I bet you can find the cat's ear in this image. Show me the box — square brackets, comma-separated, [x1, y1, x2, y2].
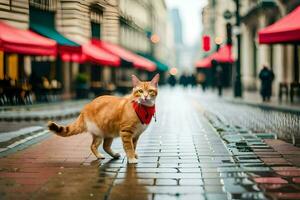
[132, 75, 141, 87]
[150, 73, 160, 87]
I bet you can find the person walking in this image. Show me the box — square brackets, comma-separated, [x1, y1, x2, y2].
[259, 65, 275, 102]
[215, 65, 223, 97]
[179, 73, 188, 88]
[167, 74, 177, 87]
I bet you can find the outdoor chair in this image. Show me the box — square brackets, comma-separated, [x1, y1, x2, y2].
[290, 82, 300, 102]
[279, 82, 289, 102]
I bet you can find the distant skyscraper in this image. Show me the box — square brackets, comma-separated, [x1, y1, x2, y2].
[170, 8, 183, 45]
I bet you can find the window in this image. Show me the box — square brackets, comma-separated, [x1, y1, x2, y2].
[90, 4, 103, 39]
[29, 0, 57, 11]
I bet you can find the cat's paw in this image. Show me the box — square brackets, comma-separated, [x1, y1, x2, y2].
[135, 153, 138, 159]
[128, 158, 138, 164]
[112, 153, 121, 159]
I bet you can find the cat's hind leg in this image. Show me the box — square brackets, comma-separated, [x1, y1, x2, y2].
[91, 135, 105, 159]
[103, 138, 121, 159]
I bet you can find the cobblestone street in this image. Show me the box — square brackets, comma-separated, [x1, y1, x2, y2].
[0, 88, 300, 200]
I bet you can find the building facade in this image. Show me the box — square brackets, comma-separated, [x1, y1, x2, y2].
[240, 0, 300, 95]
[201, 0, 235, 55]
[169, 8, 184, 69]
[0, 0, 171, 101]
[201, 0, 300, 97]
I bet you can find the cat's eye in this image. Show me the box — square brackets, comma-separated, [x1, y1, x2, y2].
[148, 90, 155, 94]
[137, 89, 143, 93]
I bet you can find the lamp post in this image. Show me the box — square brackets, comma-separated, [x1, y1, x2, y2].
[233, 0, 242, 97]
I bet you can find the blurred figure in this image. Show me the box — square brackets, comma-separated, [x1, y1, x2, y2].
[189, 74, 197, 87]
[259, 65, 274, 102]
[167, 74, 177, 87]
[197, 73, 207, 91]
[215, 65, 223, 96]
[179, 73, 188, 87]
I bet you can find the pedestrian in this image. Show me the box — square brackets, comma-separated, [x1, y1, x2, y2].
[189, 74, 197, 87]
[167, 74, 177, 87]
[259, 65, 275, 102]
[197, 73, 207, 91]
[179, 73, 188, 87]
[215, 65, 223, 97]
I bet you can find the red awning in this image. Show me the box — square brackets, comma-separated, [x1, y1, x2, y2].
[195, 45, 234, 68]
[91, 39, 156, 72]
[211, 45, 234, 63]
[0, 21, 57, 56]
[59, 46, 82, 63]
[195, 57, 212, 68]
[81, 40, 120, 66]
[259, 6, 300, 44]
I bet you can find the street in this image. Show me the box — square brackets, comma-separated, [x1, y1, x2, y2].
[0, 87, 300, 200]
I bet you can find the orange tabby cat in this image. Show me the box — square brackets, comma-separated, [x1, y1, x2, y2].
[48, 74, 159, 164]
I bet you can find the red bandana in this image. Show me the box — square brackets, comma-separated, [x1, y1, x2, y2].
[132, 102, 156, 125]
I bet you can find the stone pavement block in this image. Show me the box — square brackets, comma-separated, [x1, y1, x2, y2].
[178, 168, 201, 173]
[155, 179, 177, 185]
[205, 193, 228, 200]
[154, 194, 205, 200]
[114, 178, 154, 185]
[260, 157, 291, 166]
[117, 172, 203, 179]
[204, 185, 224, 193]
[253, 177, 288, 184]
[276, 170, 300, 177]
[267, 192, 300, 200]
[146, 186, 204, 194]
[179, 178, 204, 186]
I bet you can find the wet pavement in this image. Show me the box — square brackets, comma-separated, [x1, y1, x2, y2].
[0, 87, 300, 200]
[192, 91, 300, 144]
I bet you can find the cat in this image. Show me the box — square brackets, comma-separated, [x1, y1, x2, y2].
[48, 74, 159, 164]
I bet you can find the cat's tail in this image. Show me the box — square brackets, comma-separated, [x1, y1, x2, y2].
[48, 114, 86, 137]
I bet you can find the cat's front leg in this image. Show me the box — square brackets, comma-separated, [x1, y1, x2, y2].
[120, 130, 137, 164]
[133, 135, 140, 159]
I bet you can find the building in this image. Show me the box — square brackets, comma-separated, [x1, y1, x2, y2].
[240, 0, 300, 96]
[201, 0, 235, 54]
[169, 8, 185, 70]
[0, 0, 120, 99]
[119, 0, 170, 82]
[0, 0, 171, 104]
[198, 0, 235, 87]
[200, 0, 300, 99]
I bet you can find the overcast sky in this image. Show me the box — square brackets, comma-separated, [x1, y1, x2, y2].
[166, 0, 208, 46]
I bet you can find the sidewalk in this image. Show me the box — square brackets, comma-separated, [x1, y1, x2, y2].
[0, 100, 89, 133]
[222, 89, 300, 114]
[0, 88, 299, 200]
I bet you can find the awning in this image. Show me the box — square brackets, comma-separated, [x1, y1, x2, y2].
[259, 6, 300, 44]
[0, 21, 57, 56]
[211, 45, 234, 63]
[30, 23, 81, 62]
[91, 39, 156, 72]
[195, 57, 212, 68]
[81, 40, 120, 66]
[137, 52, 169, 71]
[195, 45, 234, 68]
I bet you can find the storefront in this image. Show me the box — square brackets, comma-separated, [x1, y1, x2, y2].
[92, 39, 156, 93]
[195, 45, 234, 88]
[0, 21, 57, 104]
[259, 6, 300, 102]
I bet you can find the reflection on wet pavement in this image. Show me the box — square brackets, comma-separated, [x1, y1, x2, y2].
[1, 88, 300, 200]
